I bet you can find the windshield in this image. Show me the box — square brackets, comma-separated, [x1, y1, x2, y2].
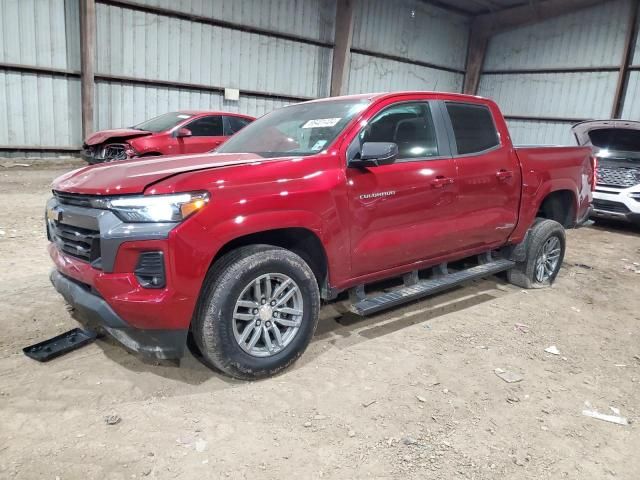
[216, 99, 370, 158]
[590, 128, 640, 152]
[134, 112, 194, 133]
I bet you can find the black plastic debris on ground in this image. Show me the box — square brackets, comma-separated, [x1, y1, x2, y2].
[574, 263, 593, 270]
[23, 328, 98, 362]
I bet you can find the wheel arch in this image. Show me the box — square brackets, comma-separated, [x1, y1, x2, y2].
[210, 227, 329, 295]
[535, 189, 577, 228]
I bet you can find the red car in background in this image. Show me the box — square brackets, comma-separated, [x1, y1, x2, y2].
[81, 111, 255, 163]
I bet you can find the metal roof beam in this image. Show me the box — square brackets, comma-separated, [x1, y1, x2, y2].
[472, 0, 607, 36]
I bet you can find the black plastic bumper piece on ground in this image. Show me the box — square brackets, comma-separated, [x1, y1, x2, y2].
[49, 270, 188, 360]
[350, 259, 515, 316]
[23, 328, 98, 362]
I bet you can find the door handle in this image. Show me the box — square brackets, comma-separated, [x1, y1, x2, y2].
[431, 176, 454, 188]
[496, 170, 513, 181]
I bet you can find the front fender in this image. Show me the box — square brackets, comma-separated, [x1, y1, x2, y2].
[207, 209, 326, 247]
[196, 208, 350, 288]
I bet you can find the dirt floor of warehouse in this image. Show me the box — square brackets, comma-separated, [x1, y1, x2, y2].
[0, 165, 638, 480]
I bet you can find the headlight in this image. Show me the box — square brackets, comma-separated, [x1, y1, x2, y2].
[102, 192, 209, 223]
[124, 144, 138, 157]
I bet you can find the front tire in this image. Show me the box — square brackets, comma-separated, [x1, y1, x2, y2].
[507, 219, 566, 289]
[192, 245, 320, 380]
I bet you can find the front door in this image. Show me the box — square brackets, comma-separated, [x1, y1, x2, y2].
[178, 115, 226, 154]
[346, 101, 458, 278]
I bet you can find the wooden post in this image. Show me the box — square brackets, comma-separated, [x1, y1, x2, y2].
[611, 0, 639, 118]
[330, 0, 356, 96]
[80, 0, 96, 139]
[463, 27, 488, 95]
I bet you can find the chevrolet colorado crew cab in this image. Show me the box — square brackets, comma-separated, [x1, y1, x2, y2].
[47, 92, 594, 379]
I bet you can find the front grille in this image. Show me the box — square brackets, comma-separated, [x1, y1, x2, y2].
[596, 166, 640, 188]
[592, 199, 631, 214]
[103, 144, 127, 161]
[49, 220, 101, 262]
[53, 191, 95, 208]
[81, 143, 128, 162]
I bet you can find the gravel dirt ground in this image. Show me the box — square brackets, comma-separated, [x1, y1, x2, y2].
[0, 166, 639, 480]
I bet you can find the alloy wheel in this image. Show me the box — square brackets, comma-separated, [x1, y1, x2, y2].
[534, 236, 561, 283]
[232, 273, 303, 357]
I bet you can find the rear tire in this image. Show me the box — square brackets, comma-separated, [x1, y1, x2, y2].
[507, 219, 566, 289]
[192, 245, 320, 380]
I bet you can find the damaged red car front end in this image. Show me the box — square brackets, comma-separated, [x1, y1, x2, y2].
[81, 111, 255, 164]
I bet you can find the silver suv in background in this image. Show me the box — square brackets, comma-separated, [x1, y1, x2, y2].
[573, 120, 640, 225]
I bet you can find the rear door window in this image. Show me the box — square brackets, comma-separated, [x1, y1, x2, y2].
[187, 116, 224, 136]
[445, 103, 499, 155]
[225, 116, 252, 134]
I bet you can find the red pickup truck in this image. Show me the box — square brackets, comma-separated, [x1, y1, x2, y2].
[47, 92, 594, 379]
[81, 111, 254, 163]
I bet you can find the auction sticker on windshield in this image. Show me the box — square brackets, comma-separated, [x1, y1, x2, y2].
[302, 118, 342, 129]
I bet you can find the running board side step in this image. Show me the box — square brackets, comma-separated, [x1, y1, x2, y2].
[349, 259, 515, 316]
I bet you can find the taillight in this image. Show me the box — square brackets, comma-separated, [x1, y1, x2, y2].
[590, 155, 597, 191]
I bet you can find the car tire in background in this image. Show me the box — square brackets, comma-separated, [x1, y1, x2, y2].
[507, 219, 566, 289]
[192, 245, 320, 380]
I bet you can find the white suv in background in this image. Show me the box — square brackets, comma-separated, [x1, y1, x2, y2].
[573, 120, 640, 225]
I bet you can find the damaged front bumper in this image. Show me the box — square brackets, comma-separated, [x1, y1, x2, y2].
[45, 194, 195, 360]
[81, 144, 133, 164]
[50, 269, 187, 359]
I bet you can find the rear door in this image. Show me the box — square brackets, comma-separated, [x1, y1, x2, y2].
[443, 102, 521, 250]
[346, 100, 458, 278]
[178, 115, 226, 153]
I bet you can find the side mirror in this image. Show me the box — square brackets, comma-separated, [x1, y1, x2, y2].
[175, 127, 192, 138]
[350, 142, 398, 167]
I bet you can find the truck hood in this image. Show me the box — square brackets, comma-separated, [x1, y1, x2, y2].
[53, 152, 284, 195]
[572, 120, 640, 146]
[84, 128, 153, 146]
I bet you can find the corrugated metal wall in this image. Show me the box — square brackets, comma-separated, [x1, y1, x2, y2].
[131, 0, 336, 42]
[94, 2, 333, 105]
[622, 72, 640, 119]
[94, 80, 289, 130]
[0, 71, 81, 148]
[0, 0, 80, 70]
[347, 53, 464, 94]
[0, 0, 81, 149]
[91, 0, 334, 130]
[479, 72, 618, 119]
[483, 2, 627, 70]
[1, 0, 474, 155]
[478, 0, 631, 145]
[347, 0, 468, 94]
[0, 0, 337, 152]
